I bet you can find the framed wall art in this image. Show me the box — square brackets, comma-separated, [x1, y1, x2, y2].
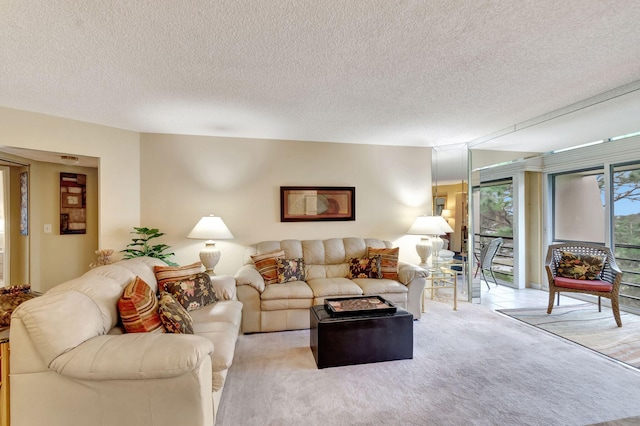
[434, 195, 447, 216]
[60, 172, 87, 234]
[20, 171, 28, 236]
[280, 186, 355, 222]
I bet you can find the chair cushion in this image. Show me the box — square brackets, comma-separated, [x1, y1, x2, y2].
[557, 251, 605, 280]
[554, 276, 613, 292]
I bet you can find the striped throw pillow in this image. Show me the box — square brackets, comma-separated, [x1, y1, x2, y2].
[154, 262, 203, 293]
[118, 277, 164, 333]
[367, 247, 399, 280]
[251, 250, 285, 285]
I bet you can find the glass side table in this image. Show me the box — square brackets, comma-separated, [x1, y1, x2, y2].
[422, 265, 457, 311]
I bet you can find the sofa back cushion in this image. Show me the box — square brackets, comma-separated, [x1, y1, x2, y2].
[12, 290, 105, 366]
[245, 238, 392, 279]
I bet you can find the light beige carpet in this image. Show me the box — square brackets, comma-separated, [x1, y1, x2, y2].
[498, 303, 640, 369]
[216, 301, 640, 426]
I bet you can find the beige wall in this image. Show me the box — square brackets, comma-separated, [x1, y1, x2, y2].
[0, 107, 140, 290]
[525, 171, 543, 288]
[140, 134, 433, 275]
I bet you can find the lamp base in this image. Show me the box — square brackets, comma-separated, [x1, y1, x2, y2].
[199, 241, 221, 274]
[415, 237, 432, 268]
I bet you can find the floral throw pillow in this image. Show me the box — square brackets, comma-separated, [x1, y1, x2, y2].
[557, 251, 605, 280]
[164, 272, 218, 311]
[276, 258, 306, 283]
[158, 292, 194, 334]
[348, 255, 382, 279]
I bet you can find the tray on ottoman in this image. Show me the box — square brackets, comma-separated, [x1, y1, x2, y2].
[324, 295, 397, 317]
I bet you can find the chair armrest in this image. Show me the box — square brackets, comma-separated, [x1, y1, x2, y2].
[398, 261, 429, 285]
[234, 264, 265, 293]
[49, 333, 213, 380]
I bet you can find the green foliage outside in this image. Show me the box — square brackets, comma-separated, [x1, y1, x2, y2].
[121, 227, 178, 266]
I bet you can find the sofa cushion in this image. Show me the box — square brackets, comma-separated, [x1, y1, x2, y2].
[556, 251, 605, 280]
[164, 272, 218, 311]
[118, 277, 164, 333]
[154, 261, 203, 292]
[115, 257, 168, 293]
[192, 321, 240, 372]
[276, 258, 306, 283]
[348, 256, 382, 279]
[158, 292, 194, 334]
[367, 247, 399, 280]
[189, 300, 243, 329]
[260, 280, 314, 300]
[12, 290, 106, 366]
[352, 278, 409, 295]
[251, 250, 285, 285]
[306, 277, 363, 298]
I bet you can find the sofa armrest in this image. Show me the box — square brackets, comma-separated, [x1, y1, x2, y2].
[49, 333, 214, 380]
[234, 264, 265, 293]
[398, 261, 429, 285]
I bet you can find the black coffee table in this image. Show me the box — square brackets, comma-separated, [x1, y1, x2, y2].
[310, 303, 413, 369]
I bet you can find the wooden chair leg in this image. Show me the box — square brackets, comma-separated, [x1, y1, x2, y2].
[611, 297, 622, 327]
[547, 290, 556, 314]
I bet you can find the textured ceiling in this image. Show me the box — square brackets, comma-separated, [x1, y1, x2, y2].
[2, 1, 640, 169]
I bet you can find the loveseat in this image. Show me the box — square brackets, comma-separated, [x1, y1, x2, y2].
[234, 237, 428, 333]
[9, 257, 242, 426]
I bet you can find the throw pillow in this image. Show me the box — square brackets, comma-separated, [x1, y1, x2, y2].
[158, 292, 194, 334]
[276, 258, 306, 283]
[0, 285, 38, 327]
[118, 277, 164, 333]
[164, 272, 218, 311]
[367, 247, 399, 280]
[348, 255, 382, 279]
[154, 262, 203, 293]
[251, 250, 286, 285]
[557, 251, 605, 280]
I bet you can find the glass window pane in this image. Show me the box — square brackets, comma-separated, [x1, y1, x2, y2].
[553, 171, 605, 243]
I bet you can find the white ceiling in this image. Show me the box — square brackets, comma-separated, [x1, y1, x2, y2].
[2, 1, 640, 179]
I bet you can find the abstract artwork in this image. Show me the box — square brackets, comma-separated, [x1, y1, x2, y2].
[60, 173, 87, 234]
[20, 171, 28, 236]
[280, 186, 355, 222]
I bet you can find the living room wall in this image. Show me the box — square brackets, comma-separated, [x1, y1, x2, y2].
[0, 107, 140, 290]
[140, 133, 433, 276]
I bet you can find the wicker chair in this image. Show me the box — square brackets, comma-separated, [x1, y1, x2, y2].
[545, 243, 623, 327]
[474, 237, 503, 290]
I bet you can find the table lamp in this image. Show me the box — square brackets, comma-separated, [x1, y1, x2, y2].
[187, 214, 234, 274]
[407, 215, 444, 267]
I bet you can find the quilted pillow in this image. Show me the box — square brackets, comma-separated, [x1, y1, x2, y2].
[557, 251, 605, 280]
[118, 277, 164, 333]
[367, 247, 399, 280]
[154, 262, 203, 293]
[158, 292, 194, 334]
[251, 250, 285, 285]
[276, 258, 306, 283]
[348, 255, 382, 279]
[164, 272, 218, 311]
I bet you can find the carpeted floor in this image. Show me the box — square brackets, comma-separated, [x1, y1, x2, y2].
[216, 301, 640, 426]
[498, 303, 640, 369]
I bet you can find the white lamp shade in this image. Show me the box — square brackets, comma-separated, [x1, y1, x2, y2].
[407, 215, 447, 236]
[187, 215, 233, 274]
[187, 215, 234, 240]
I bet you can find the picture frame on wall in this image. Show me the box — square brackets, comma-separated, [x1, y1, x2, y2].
[434, 195, 447, 216]
[60, 172, 87, 234]
[20, 171, 28, 236]
[280, 186, 355, 222]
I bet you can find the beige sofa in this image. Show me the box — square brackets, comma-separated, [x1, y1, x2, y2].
[9, 257, 242, 426]
[235, 237, 427, 333]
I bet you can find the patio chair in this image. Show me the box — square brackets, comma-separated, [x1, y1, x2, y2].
[545, 243, 622, 327]
[474, 237, 503, 289]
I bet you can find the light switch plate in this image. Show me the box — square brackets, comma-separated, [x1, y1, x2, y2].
[44, 224, 52, 233]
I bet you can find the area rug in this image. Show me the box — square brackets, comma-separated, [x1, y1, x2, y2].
[216, 301, 640, 426]
[498, 303, 640, 369]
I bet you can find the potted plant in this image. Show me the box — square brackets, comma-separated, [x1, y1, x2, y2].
[121, 227, 178, 266]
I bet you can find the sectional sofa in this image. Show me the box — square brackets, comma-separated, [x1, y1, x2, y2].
[235, 237, 428, 333]
[9, 257, 242, 426]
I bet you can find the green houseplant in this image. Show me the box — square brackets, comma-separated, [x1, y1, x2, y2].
[121, 227, 178, 266]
